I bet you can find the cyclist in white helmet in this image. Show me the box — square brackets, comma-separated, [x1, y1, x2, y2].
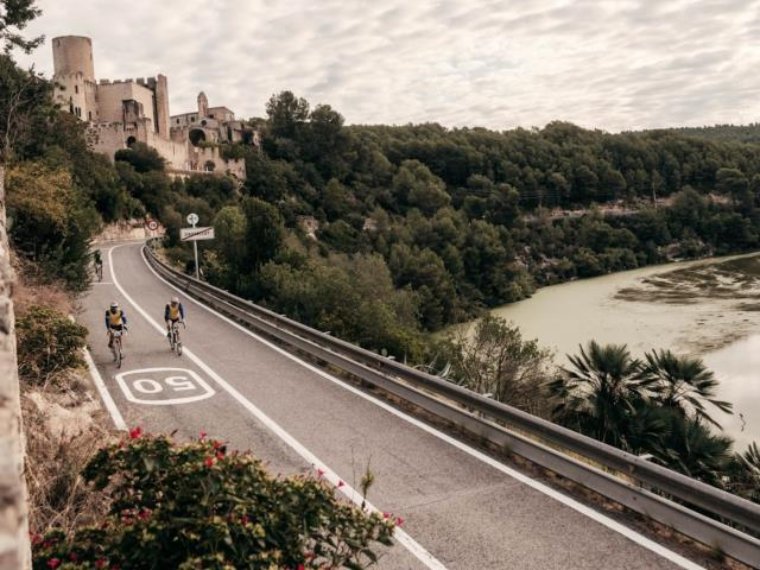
[105, 301, 127, 348]
[164, 296, 185, 337]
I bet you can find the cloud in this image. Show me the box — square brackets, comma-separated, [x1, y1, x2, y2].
[14, 0, 760, 131]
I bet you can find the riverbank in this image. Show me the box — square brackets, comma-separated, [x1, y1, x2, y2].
[452, 251, 760, 449]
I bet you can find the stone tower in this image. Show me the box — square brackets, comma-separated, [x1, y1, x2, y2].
[197, 91, 208, 117]
[52, 36, 98, 121]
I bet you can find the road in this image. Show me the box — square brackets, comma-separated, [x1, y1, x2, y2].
[81, 242, 705, 570]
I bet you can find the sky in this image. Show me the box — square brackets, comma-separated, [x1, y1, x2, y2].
[14, 0, 760, 132]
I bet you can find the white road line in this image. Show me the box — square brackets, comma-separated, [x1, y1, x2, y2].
[83, 347, 127, 431]
[108, 245, 446, 570]
[138, 243, 707, 570]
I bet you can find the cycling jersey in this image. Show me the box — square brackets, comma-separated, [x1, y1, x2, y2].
[164, 303, 185, 322]
[105, 308, 127, 330]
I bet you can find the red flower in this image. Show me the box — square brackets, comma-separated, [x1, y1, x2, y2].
[395, 516, 405, 527]
[199, 430, 207, 441]
[382, 512, 391, 519]
[240, 515, 250, 525]
[212, 440, 223, 449]
[47, 559, 61, 569]
[316, 468, 325, 478]
[138, 508, 152, 521]
[215, 451, 225, 461]
[204, 456, 215, 468]
[128, 426, 142, 439]
[296, 565, 306, 570]
[337, 480, 345, 488]
[69, 552, 79, 562]
[95, 558, 108, 569]
[30, 533, 43, 545]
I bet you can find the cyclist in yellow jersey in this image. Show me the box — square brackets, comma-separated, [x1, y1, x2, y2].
[164, 296, 185, 338]
[105, 301, 127, 348]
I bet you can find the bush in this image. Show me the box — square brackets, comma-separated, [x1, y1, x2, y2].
[16, 305, 87, 383]
[32, 433, 396, 570]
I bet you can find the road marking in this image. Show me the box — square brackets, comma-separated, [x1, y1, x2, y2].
[115, 367, 216, 405]
[83, 347, 127, 431]
[107, 245, 446, 570]
[139, 243, 706, 570]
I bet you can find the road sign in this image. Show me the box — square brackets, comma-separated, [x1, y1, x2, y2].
[115, 368, 216, 405]
[187, 213, 199, 226]
[180, 226, 215, 241]
[147, 220, 158, 231]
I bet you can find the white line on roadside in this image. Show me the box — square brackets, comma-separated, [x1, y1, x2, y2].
[139, 243, 706, 570]
[83, 347, 127, 431]
[108, 245, 446, 570]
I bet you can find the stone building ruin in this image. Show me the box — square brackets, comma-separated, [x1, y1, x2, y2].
[52, 36, 255, 179]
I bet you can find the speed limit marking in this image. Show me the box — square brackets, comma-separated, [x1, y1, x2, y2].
[115, 368, 215, 405]
[147, 220, 158, 231]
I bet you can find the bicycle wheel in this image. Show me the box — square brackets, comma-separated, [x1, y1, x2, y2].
[115, 339, 122, 368]
[177, 340, 183, 356]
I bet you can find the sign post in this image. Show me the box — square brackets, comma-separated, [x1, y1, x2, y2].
[186, 213, 200, 279]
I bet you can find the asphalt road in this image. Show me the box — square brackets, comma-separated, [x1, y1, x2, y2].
[80, 242, 705, 570]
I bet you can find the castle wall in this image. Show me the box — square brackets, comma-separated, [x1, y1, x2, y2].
[53, 73, 98, 120]
[97, 81, 156, 130]
[207, 106, 235, 121]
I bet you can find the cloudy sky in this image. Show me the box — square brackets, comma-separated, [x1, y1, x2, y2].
[14, 0, 760, 132]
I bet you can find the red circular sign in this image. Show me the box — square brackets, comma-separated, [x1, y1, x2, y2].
[147, 220, 158, 231]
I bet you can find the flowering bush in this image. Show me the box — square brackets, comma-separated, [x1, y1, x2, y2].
[32, 432, 395, 569]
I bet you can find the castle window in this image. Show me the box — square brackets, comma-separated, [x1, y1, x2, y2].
[75, 85, 79, 94]
[88, 111, 92, 120]
[209, 114, 215, 119]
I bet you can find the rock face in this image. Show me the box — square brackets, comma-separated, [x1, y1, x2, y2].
[0, 166, 31, 569]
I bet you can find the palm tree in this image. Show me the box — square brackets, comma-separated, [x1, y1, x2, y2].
[548, 341, 659, 449]
[652, 411, 734, 485]
[642, 349, 733, 429]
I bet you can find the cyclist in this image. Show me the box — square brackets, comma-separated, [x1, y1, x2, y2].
[105, 301, 127, 349]
[93, 249, 103, 278]
[165, 296, 185, 338]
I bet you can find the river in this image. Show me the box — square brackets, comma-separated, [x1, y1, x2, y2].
[480, 253, 760, 450]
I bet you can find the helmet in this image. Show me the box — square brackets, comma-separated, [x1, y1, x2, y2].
[110, 301, 119, 310]
[171, 296, 179, 305]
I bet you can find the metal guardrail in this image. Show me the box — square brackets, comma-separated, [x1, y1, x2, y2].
[144, 243, 760, 568]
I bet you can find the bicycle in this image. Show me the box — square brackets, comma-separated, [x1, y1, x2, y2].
[169, 320, 185, 356]
[110, 327, 126, 368]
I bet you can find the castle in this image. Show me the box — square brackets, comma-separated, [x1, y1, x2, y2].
[51, 36, 255, 179]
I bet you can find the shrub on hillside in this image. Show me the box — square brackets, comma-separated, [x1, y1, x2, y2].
[32, 433, 396, 570]
[16, 305, 87, 383]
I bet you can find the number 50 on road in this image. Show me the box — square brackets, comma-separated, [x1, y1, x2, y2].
[115, 368, 215, 405]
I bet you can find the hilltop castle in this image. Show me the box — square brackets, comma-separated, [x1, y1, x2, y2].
[52, 36, 255, 179]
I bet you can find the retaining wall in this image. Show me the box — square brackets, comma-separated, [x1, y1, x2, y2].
[0, 166, 31, 569]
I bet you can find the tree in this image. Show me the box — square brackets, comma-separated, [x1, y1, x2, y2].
[548, 341, 657, 448]
[0, 0, 42, 53]
[114, 142, 165, 173]
[392, 159, 450, 215]
[265, 90, 309, 140]
[642, 349, 732, 429]
[446, 316, 553, 415]
[241, 196, 284, 271]
[6, 161, 99, 289]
